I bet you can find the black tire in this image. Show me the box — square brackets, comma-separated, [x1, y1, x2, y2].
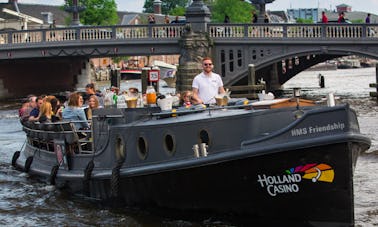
[24, 156, 33, 173]
[49, 165, 59, 185]
[11, 151, 20, 167]
[83, 161, 95, 196]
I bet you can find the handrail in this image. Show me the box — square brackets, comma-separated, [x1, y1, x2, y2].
[0, 24, 186, 46]
[1, 23, 378, 47]
[207, 23, 378, 39]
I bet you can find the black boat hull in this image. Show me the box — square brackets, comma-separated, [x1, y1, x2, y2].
[84, 141, 362, 226]
[13, 104, 370, 226]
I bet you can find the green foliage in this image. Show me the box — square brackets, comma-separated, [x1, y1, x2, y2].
[169, 6, 186, 16]
[143, 0, 189, 15]
[296, 18, 314, 24]
[64, 0, 119, 26]
[351, 19, 363, 23]
[210, 0, 253, 23]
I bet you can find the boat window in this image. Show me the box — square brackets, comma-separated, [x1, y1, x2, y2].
[164, 133, 176, 156]
[199, 129, 210, 145]
[115, 136, 126, 161]
[137, 136, 148, 160]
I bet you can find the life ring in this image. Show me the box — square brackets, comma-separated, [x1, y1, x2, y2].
[11, 151, 20, 167]
[24, 156, 33, 173]
[49, 164, 59, 185]
[83, 160, 95, 196]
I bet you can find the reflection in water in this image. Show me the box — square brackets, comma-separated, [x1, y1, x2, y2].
[0, 68, 377, 226]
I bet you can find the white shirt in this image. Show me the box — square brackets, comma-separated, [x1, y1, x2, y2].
[192, 72, 223, 104]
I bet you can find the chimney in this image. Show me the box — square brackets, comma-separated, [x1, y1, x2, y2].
[153, 0, 162, 15]
[9, 0, 19, 13]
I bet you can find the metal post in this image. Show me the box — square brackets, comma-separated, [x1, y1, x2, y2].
[248, 64, 256, 85]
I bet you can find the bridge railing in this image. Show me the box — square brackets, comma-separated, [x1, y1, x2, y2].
[1, 23, 378, 46]
[0, 24, 185, 45]
[208, 23, 378, 39]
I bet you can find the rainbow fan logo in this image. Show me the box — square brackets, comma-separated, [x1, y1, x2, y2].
[257, 163, 334, 196]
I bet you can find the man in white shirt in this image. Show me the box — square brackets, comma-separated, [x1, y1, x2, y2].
[192, 57, 225, 104]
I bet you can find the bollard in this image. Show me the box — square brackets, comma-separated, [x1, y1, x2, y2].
[192, 144, 199, 158]
[327, 93, 335, 107]
[199, 143, 208, 157]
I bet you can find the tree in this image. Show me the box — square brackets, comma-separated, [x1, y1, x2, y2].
[210, 0, 254, 23]
[64, 0, 118, 26]
[143, 0, 189, 15]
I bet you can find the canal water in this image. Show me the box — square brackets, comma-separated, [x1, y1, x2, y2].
[0, 68, 377, 226]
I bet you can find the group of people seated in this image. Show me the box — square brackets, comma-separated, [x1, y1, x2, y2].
[19, 83, 102, 131]
[19, 56, 225, 128]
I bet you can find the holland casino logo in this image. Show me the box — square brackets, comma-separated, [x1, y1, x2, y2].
[257, 163, 334, 196]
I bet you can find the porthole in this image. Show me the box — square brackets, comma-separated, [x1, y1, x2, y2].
[164, 133, 176, 156]
[115, 136, 126, 161]
[199, 129, 210, 145]
[137, 136, 148, 160]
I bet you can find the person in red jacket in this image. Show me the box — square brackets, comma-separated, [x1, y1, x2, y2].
[321, 11, 328, 23]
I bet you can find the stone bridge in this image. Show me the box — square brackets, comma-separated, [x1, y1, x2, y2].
[1, 6, 378, 97]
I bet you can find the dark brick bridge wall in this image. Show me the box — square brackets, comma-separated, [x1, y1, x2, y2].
[0, 58, 84, 98]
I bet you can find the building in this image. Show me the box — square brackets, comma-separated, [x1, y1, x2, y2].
[287, 8, 320, 23]
[336, 4, 352, 13]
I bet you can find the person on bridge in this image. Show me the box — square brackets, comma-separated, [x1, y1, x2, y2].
[365, 13, 371, 23]
[252, 12, 258, 23]
[321, 11, 328, 23]
[192, 57, 225, 105]
[148, 14, 156, 24]
[338, 12, 346, 23]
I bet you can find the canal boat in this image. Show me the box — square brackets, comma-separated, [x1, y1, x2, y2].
[12, 96, 370, 226]
[120, 68, 142, 80]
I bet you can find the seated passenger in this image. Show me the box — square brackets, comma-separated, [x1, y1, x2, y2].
[85, 83, 104, 107]
[19, 95, 37, 122]
[50, 97, 63, 120]
[84, 95, 99, 121]
[181, 90, 192, 107]
[28, 96, 44, 122]
[62, 92, 89, 129]
[38, 101, 59, 123]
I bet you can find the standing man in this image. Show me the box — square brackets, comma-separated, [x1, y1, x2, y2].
[192, 57, 225, 105]
[338, 12, 346, 23]
[365, 13, 371, 24]
[321, 11, 328, 23]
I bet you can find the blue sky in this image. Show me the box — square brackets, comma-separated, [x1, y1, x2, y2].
[1, 0, 377, 15]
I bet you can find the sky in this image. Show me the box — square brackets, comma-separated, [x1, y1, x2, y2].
[1, 0, 378, 15]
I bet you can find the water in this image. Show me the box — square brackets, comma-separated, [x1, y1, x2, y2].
[0, 68, 377, 226]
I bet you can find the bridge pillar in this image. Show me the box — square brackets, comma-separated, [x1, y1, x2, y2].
[176, 32, 212, 92]
[176, 0, 212, 92]
[0, 79, 11, 99]
[185, 0, 211, 33]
